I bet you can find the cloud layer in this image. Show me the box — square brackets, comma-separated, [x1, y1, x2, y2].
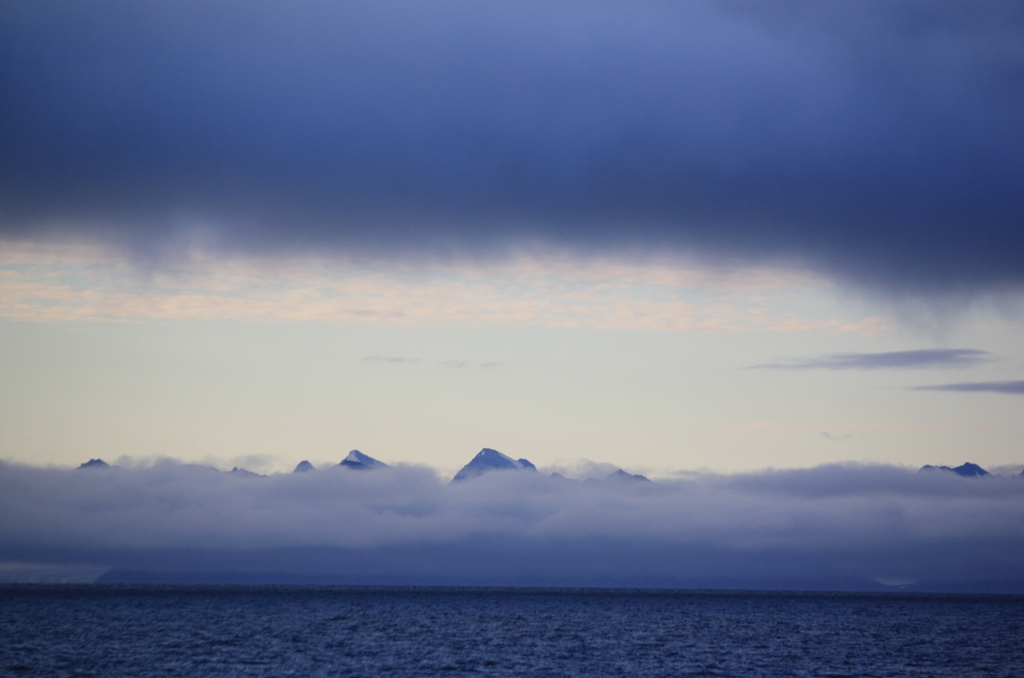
[750, 349, 993, 371]
[1, 243, 873, 331]
[915, 380, 1024, 395]
[2, 460, 1023, 591]
[2, 1, 1023, 295]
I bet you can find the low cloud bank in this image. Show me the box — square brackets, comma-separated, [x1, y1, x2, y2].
[2, 460, 1023, 591]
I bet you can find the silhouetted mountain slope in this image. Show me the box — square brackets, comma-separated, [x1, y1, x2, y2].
[606, 468, 651, 483]
[76, 459, 109, 470]
[584, 468, 652, 485]
[919, 462, 989, 477]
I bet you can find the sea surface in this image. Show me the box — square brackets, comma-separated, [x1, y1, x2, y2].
[2, 586, 1022, 677]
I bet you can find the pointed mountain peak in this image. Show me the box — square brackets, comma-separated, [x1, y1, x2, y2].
[229, 467, 264, 477]
[76, 458, 109, 470]
[920, 462, 989, 477]
[340, 450, 388, 470]
[951, 462, 988, 477]
[452, 448, 537, 482]
[293, 460, 315, 473]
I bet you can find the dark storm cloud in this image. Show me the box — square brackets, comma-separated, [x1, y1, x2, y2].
[914, 380, 1024, 394]
[749, 348, 992, 370]
[2, 1, 1024, 294]
[1, 460, 1023, 591]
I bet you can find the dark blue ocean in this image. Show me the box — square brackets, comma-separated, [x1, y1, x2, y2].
[2, 586, 1022, 677]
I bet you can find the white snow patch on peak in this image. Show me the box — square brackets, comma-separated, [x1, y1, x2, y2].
[474, 448, 519, 467]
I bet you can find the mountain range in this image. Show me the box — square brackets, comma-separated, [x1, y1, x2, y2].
[74, 454, 1018, 480]
[290, 450, 390, 473]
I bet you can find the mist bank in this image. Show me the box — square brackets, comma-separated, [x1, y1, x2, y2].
[2, 460, 1023, 591]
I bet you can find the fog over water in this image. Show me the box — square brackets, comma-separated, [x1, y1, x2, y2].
[2, 459, 1022, 591]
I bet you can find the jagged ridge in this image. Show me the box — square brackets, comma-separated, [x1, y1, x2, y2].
[919, 462, 989, 477]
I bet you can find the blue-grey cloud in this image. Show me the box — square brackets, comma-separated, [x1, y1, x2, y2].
[914, 380, 1024, 395]
[478, 362, 505, 370]
[820, 432, 852, 442]
[440, 361, 474, 370]
[749, 348, 992, 371]
[1, 460, 1023, 591]
[1, 1, 1023, 295]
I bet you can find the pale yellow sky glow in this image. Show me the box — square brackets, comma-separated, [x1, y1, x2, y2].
[0, 241, 1021, 476]
[0, 242, 889, 333]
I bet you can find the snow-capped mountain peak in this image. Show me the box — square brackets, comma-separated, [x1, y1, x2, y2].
[340, 450, 388, 470]
[451, 448, 537, 482]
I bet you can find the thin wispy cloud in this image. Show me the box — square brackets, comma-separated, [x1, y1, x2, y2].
[820, 432, 852, 442]
[749, 349, 992, 371]
[440, 361, 474, 369]
[362, 356, 420, 365]
[441, 360, 505, 370]
[913, 380, 1024, 395]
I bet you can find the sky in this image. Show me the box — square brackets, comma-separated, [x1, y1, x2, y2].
[1, 1, 1024, 588]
